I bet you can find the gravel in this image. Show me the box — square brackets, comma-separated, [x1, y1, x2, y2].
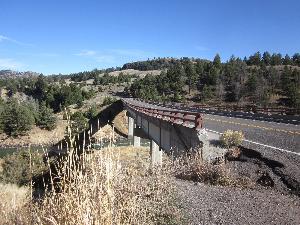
[175, 145, 300, 224]
[176, 180, 300, 225]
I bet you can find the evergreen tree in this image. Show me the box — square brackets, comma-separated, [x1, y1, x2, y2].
[262, 52, 271, 65]
[270, 53, 282, 65]
[37, 101, 57, 130]
[184, 61, 197, 94]
[247, 52, 261, 65]
[200, 85, 214, 102]
[70, 111, 88, 135]
[292, 53, 300, 66]
[85, 104, 98, 120]
[213, 54, 222, 68]
[0, 99, 35, 136]
[283, 54, 292, 65]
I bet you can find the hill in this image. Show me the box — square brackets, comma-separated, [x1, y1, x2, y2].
[0, 70, 39, 79]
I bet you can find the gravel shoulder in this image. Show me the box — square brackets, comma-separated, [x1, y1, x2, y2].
[175, 145, 300, 224]
[176, 180, 300, 225]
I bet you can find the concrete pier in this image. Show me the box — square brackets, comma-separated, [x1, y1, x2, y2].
[133, 135, 141, 147]
[128, 116, 134, 139]
[150, 140, 162, 167]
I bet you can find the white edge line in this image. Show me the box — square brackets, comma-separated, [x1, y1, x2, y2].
[205, 128, 300, 156]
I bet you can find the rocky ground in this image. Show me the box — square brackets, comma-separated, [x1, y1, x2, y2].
[175, 145, 300, 224]
[176, 180, 300, 225]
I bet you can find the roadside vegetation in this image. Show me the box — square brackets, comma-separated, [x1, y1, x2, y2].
[0, 145, 183, 225]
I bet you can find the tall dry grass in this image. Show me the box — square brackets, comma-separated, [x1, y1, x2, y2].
[0, 110, 183, 225]
[174, 152, 254, 188]
[0, 147, 182, 225]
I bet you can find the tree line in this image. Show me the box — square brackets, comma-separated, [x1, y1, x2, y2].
[122, 52, 300, 71]
[0, 75, 96, 137]
[0, 99, 56, 137]
[129, 53, 300, 108]
[0, 75, 96, 112]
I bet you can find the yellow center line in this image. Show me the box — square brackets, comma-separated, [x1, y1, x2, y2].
[205, 117, 300, 135]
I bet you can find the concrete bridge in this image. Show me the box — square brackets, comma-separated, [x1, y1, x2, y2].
[50, 97, 300, 165]
[122, 98, 218, 166]
[123, 98, 300, 160]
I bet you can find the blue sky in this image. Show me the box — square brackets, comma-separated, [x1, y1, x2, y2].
[0, 0, 300, 75]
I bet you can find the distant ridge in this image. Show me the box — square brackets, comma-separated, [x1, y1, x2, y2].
[0, 70, 40, 79]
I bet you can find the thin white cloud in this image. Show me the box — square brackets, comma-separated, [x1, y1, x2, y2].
[110, 49, 149, 57]
[17, 52, 60, 57]
[195, 45, 209, 51]
[95, 55, 115, 64]
[38, 53, 60, 57]
[75, 50, 97, 56]
[0, 34, 33, 47]
[0, 58, 25, 70]
[74, 48, 154, 65]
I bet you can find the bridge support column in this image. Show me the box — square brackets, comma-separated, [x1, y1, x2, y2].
[150, 140, 162, 167]
[128, 116, 134, 139]
[133, 135, 140, 147]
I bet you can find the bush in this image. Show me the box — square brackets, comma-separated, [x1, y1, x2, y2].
[220, 130, 244, 148]
[85, 104, 98, 119]
[102, 96, 117, 106]
[70, 111, 88, 135]
[226, 147, 241, 160]
[176, 153, 233, 186]
[0, 149, 46, 186]
[0, 99, 35, 137]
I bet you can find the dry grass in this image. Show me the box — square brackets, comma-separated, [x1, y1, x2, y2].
[113, 110, 128, 136]
[226, 147, 241, 160]
[175, 152, 254, 188]
[0, 158, 3, 173]
[0, 145, 182, 225]
[0, 183, 29, 223]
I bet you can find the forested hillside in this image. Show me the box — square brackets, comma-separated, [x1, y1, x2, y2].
[0, 51, 299, 138]
[129, 52, 300, 108]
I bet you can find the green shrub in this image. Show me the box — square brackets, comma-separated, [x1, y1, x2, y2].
[70, 111, 88, 134]
[85, 104, 98, 119]
[36, 101, 57, 130]
[0, 99, 35, 137]
[0, 149, 46, 186]
[102, 96, 117, 106]
[220, 130, 244, 148]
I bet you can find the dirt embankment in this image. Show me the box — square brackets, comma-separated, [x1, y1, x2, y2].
[0, 117, 67, 148]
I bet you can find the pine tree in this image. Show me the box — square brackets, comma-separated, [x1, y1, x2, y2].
[0, 99, 35, 136]
[184, 61, 197, 94]
[283, 54, 292, 65]
[213, 54, 222, 68]
[37, 101, 57, 130]
[262, 52, 271, 65]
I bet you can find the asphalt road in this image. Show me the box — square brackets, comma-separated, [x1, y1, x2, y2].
[124, 98, 300, 154]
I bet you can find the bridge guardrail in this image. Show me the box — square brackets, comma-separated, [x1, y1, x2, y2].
[142, 99, 300, 115]
[122, 99, 203, 130]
